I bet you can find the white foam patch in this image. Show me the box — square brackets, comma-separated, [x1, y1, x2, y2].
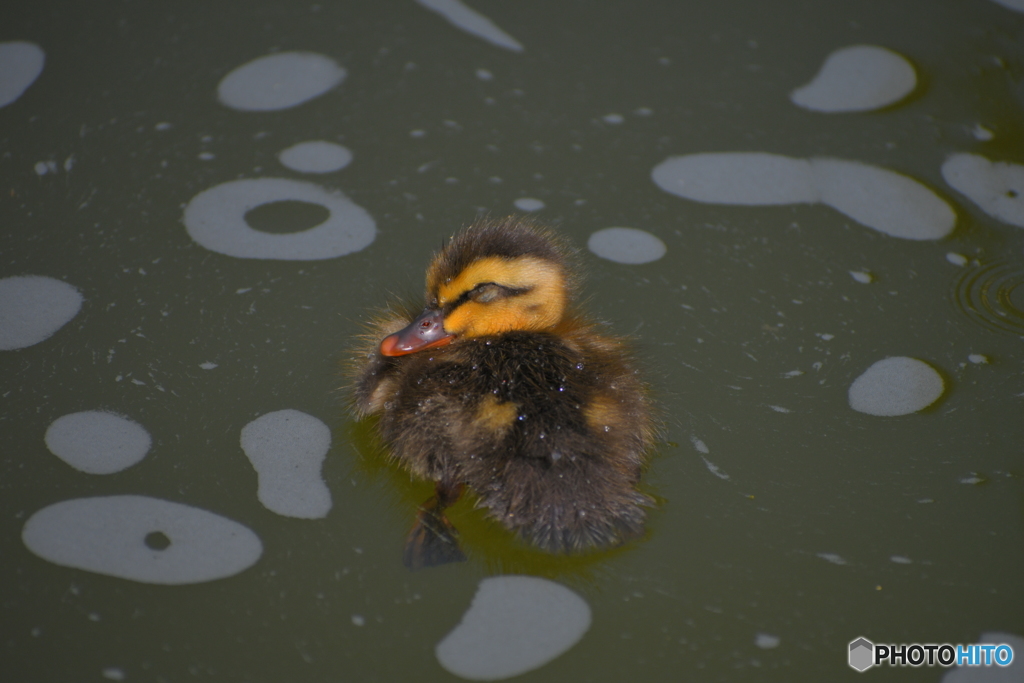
[183, 178, 376, 260]
[0, 41, 45, 108]
[701, 456, 730, 480]
[45, 411, 151, 475]
[947, 252, 969, 266]
[436, 576, 590, 680]
[790, 45, 915, 113]
[942, 632, 1024, 682]
[217, 52, 346, 112]
[22, 496, 262, 584]
[850, 270, 873, 283]
[755, 633, 781, 649]
[0, 276, 83, 350]
[988, 0, 1024, 13]
[513, 197, 545, 212]
[848, 357, 944, 417]
[240, 410, 332, 519]
[588, 227, 666, 264]
[971, 124, 994, 141]
[652, 153, 954, 240]
[817, 552, 847, 565]
[941, 154, 1024, 228]
[279, 141, 352, 174]
[416, 0, 524, 52]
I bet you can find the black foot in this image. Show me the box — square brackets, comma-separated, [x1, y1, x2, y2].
[403, 509, 466, 570]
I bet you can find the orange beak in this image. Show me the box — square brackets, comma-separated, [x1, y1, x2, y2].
[380, 308, 454, 357]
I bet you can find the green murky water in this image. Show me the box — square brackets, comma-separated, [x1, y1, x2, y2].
[3, 1, 1022, 681]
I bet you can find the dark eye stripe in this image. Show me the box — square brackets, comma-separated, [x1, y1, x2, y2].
[443, 283, 530, 313]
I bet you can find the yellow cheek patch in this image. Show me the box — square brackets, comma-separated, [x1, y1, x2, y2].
[474, 395, 519, 434]
[434, 256, 567, 337]
[443, 296, 561, 337]
[435, 257, 560, 305]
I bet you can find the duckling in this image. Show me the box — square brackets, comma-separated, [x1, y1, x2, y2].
[352, 217, 654, 569]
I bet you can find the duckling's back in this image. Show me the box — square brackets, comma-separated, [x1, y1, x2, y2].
[364, 321, 653, 553]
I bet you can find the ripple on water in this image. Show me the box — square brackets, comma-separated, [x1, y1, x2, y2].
[950, 261, 1024, 336]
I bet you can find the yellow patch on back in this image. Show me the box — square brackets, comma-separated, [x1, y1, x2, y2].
[475, 395, 518, 434]
[365, 377, 398, 415]
[584, 394, 623, 434]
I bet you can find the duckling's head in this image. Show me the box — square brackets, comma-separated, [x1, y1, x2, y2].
[381, 218, 576, 356]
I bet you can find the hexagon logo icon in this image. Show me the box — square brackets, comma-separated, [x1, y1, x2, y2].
[849, 637, 874, 672]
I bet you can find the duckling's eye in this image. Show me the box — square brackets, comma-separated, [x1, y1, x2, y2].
[470, 283, 505, 303]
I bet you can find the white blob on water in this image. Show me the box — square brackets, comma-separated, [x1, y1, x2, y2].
[755, 633, 781, 649]
[946, 252, 969, 266]
[652, 153, 954, 240]
[971, 124, 994, 141]
[217, 52, 346, 112]
[987, 0, 1024, 13]
[436, 575, 591, 680]
[968, 354, 989, 365]
[0, 41, 45, 108]
[942, 632, 1024, 682]
[278, 141, 352, 174]
[45, 411, 151, 475]
[848, 357, 944, 417]
[183, 178, 376, 260]
[22, 496, 262, 584]
[240, 410, 332, 519]
[849, 270, 873, 284]
[588, 227, 666, 264]
[0, 276, 83, 350]
[941, 154, 1024, 228]
[690, 436, 709, 454]
[416, 0, 524, 52]
[701, 457, 730, 480]
[512, 197, 545, 212]
[790, 45, 916, 113]
[817, 553, 847, 565]
[890, 555, 912, 564]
